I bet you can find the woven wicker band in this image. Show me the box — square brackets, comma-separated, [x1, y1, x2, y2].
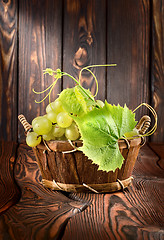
[41, 176, 133, 193]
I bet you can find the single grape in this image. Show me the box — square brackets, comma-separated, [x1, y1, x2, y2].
[46, 98, 64, 114]
[57, 112, 73, 128]
[53, 98, 64, 113]
[46, 101, 56, 113]
[96, 100, 104, 108]
[46, 110, 57, 123]
[124, 128, 139, 138]
[32, 116, 46, 126]
[65, 122, 80, 140]
[52, 124, 65, 137]
[32, 116, 52, 135]
[26, 132, 41, 147]
[42, 130, 56, 141]
[57, 135, 67, 141]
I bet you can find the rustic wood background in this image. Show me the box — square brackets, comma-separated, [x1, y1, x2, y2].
[0, 141, 163, 239]
[0, 0, 163, 143]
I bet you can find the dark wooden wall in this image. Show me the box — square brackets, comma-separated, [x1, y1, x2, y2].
[0, 0, 163, 143]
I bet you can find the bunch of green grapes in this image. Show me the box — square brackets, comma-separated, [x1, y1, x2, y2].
[26, 96, 105, 147]
[26, 98, 80, 147]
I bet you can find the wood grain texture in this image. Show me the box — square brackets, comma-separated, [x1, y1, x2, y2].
[63, 144, 164, 240]
[33, 138, 141, 188]
[148, 142, 164, 170]
[0, 141, 20, 215]
[63, 0, 107, 101]
[0, 0, 164, 143]
[0, 0, 18, 141]
[18, 0, 62, 142]
[0, 144, 88, 240]
[63, 186, 164, 240]
[107, 0, 150, 120]
[133, 143, 164, 178]
[151, 0, 164, 142]
[0, 143, 163, 239]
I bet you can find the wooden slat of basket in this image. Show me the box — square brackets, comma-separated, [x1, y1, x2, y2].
[32, 137, 142, 190]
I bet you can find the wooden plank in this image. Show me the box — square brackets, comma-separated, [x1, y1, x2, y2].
[0, 143, 163, 239]
[63, 0, 106, 101]
[62, 145, 164, 240]
[0, 0, 18, 141]
[148, 142, 164, 171]
[0, 141, 20, 215]
[0, 144, 89, 239]
[107, 0, 150, 121]
[151, 0, 164, 142]
[63, 179, 164, 240]
[18, 0, 62, 142]
[133, 143, 164, 178]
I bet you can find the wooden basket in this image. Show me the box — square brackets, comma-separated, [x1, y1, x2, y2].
[18, 115, 150, 193]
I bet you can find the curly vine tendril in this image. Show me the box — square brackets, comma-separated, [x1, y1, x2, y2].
[32, 65, 157, 137]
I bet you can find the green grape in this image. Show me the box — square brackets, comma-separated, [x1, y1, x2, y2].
[32, 116, 46, 126]
[124, 128, 139, 138]
[46, 110, 57, 123]
[32, 116, 52, 135]
[53, 98, 65, 113]
[96, 100, 104, 108]
[56, 135, 67, 141]
[57, 112, 73, 128]
[26, 132, 41, 147]
[46, 98, 64, 114]
[46, 101, 56, 113]
[42, 130, 56, 141]
[52, 124, 65, 137]
[65, 122, 80, 140]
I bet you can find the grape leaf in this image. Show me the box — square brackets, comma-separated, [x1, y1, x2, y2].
[76, 87, 96, 108]
[59, 86, 86, 115]
[80, 142, 124, 171]
[72, 101, 137, 172]
[59, 86, 95, 116]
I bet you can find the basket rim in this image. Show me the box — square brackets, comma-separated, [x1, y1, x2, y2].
[34, 137, 142, 152]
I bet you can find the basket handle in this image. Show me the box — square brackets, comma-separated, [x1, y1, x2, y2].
[18, 114, 32, 134]
[135, 115, 151, 135]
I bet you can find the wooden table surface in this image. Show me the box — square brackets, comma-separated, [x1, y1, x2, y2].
[0, 141, 163, 240]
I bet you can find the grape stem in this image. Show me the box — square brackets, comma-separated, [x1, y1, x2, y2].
[61, 72, 95, 104]
[78, 64, 117, 97]
[133, 103, 157, 137]
[33, 64, 117, 107]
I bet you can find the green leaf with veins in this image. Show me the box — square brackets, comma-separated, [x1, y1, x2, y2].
[76, 87, 96, 108]
[59, 86, 95, 116]
[72, 101, 137, 172]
